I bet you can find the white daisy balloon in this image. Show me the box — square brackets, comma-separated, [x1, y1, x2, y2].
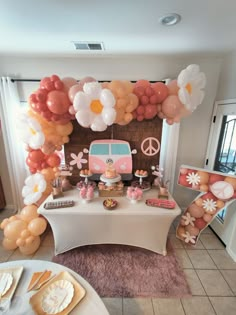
[22, 173, 47, 205]
[177, 64, 206, 112]
[17, 113, 45, 149]
[73, 82, 116, 131]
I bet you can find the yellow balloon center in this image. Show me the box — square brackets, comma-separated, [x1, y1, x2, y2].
[185, 83, 192, 94]
[33, 185, 39, 193]
[90, 99, 103, 114]
[30, 128, 37, 135]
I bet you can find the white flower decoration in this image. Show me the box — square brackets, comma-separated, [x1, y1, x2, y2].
[181, 212, 196, 226]
[73, 82, 116, 132]
[70, 152, 87, 169]
[17, 113, 45, 149]
[177, 64, 206, 112]
[182, 231, 196, 244]
[202, 198, 217, 213]
[186, 172, 200, 186]
[22, 173, 46, 205]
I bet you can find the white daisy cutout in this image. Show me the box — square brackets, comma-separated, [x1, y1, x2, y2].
[177, 64, 206, 112]
[181, 212, 196, 226]
[202, 198, 217, 213]
[70, 152, 87, 169]
[186, 172, 200, 186]
[22, 173, 46, 205]
[73, 82, 116, 131]
[182, 231, 196, 244]
[17, 113, 45, 149]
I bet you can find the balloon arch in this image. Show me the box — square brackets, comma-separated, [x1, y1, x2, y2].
[0, 64, 206, 254]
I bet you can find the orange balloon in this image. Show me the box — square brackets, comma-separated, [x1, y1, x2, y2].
[20, 229, 31, 239]
[4, 220, 28, 241]
[224, 177, 236, 190]
[19, 236, 41, 255]
[16, 238, 26, 247]
[195, 198, 203, 207]
[198, 171, 209, 185]
[20, 205, 39, 222]
[0, 218, 9, 229]
[28, 217, 47, 236]
[2, 237, 18, 250]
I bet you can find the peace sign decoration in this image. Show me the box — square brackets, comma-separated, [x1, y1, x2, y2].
[176, 165, 236, 245]
[141, 137, 160, 156]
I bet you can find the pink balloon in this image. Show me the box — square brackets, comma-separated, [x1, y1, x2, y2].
[144, 104, 158, 119]
[152, 82, 169, 103]
[161, 95, 182, 119]
[167, 79, 179, 95]
[62, 77, 77, 92]
[79, 76, 96, 86]
[47, 90, 71, 115]
[68, 84, 83, 102]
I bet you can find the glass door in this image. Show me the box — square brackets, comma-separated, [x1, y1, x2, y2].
[205, 101, 236, 245]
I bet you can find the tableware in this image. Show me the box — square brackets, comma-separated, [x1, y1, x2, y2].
[41, 279, 74, 314]
[30, 271, 86, 315]
[103, 199, 118, 210]
[0, 266, 24, 313]
[0, 273, 13, 297]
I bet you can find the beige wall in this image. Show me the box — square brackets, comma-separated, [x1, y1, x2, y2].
[0, 54, 223, 208]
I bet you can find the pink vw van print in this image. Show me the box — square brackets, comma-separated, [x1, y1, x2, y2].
[89, 140, 133, 174]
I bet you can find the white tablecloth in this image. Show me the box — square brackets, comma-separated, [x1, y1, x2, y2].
[0, 260, 109, 315]
[38, 188, 181, 256]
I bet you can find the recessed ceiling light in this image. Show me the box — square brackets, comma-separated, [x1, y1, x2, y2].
[159, 13, 181, 26]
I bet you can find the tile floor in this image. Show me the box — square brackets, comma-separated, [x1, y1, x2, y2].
[0, 208, 236, 315]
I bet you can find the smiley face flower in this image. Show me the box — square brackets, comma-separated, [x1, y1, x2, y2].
[73, 82, 116, 132]
[22, 173, 47, 205]
[177, 64, 206, 112]
[17, 113, 45, 149]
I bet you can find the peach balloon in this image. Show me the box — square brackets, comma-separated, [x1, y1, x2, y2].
[185, 225, 200, 236]
[20, 205, 39, 222]
[195, 198, 203, 207]
[224, 176, 236, 190]
[216, 199, 225, 209]
[26, 235, 36, 245]
[20, 229, 31, 239]
[167, 79, 179, 95]
[2, 237, 18, 250]
[19, 236, 40, 255]
[176, 226, 185, 239]
[16, 238, 26, 247]
[199, 184, 209, 192]
[0, 218, 9, 229]
[198, 171, 209, 185]
[68, 84, 83, 102]
[203, 213, 212, 223]
[62, 77, 77, 92]
[28, 217, 47, 236]
[188, 204, 205, 218]
[161, 95, 182, 119]
[4, 220, 28, 241]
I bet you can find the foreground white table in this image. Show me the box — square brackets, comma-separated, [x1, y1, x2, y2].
[38, 188, 181, 256]
[0, 260, 109, 315]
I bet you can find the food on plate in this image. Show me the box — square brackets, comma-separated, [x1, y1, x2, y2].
[135, 169, 148, 176]
[80, 169, 92, 176]
[103, 199, 118, 210]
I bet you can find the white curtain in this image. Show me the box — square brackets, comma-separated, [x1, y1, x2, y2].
[0, 77, 27, 211]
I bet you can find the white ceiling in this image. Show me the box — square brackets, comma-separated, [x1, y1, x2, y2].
[0, 0, 236, 57]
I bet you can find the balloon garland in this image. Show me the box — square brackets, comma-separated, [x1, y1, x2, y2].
[0, 64, 206, 255]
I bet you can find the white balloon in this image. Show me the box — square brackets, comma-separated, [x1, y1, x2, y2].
[91, 116, 107, 132]
[76, 110, 93, 128]
[100, 89, 116, 107]
[83, 82, 101, 99]
[102, 108, 116, 125]
[73, 91, 90, 111]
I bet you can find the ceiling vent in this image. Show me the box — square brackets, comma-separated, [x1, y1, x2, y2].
[72, 41, 104, 51]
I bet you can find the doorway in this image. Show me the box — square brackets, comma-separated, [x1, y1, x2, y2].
[205, 99, 236, 245]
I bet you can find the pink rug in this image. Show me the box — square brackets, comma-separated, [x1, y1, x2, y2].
[52, 240, 191, 298]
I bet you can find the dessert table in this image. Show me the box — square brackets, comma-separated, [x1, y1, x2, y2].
[0, 260, 109, 315]
[38, 187, 181, 256]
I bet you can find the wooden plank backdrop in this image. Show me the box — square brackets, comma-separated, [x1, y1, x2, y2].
[64, 117, 163, 185]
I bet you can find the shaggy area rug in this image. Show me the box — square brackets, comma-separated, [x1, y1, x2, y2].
[52, 240, 191, 298]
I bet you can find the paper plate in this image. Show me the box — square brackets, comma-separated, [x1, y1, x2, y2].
[0, 272, 13, 296]
[41, 279, 74, 314]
